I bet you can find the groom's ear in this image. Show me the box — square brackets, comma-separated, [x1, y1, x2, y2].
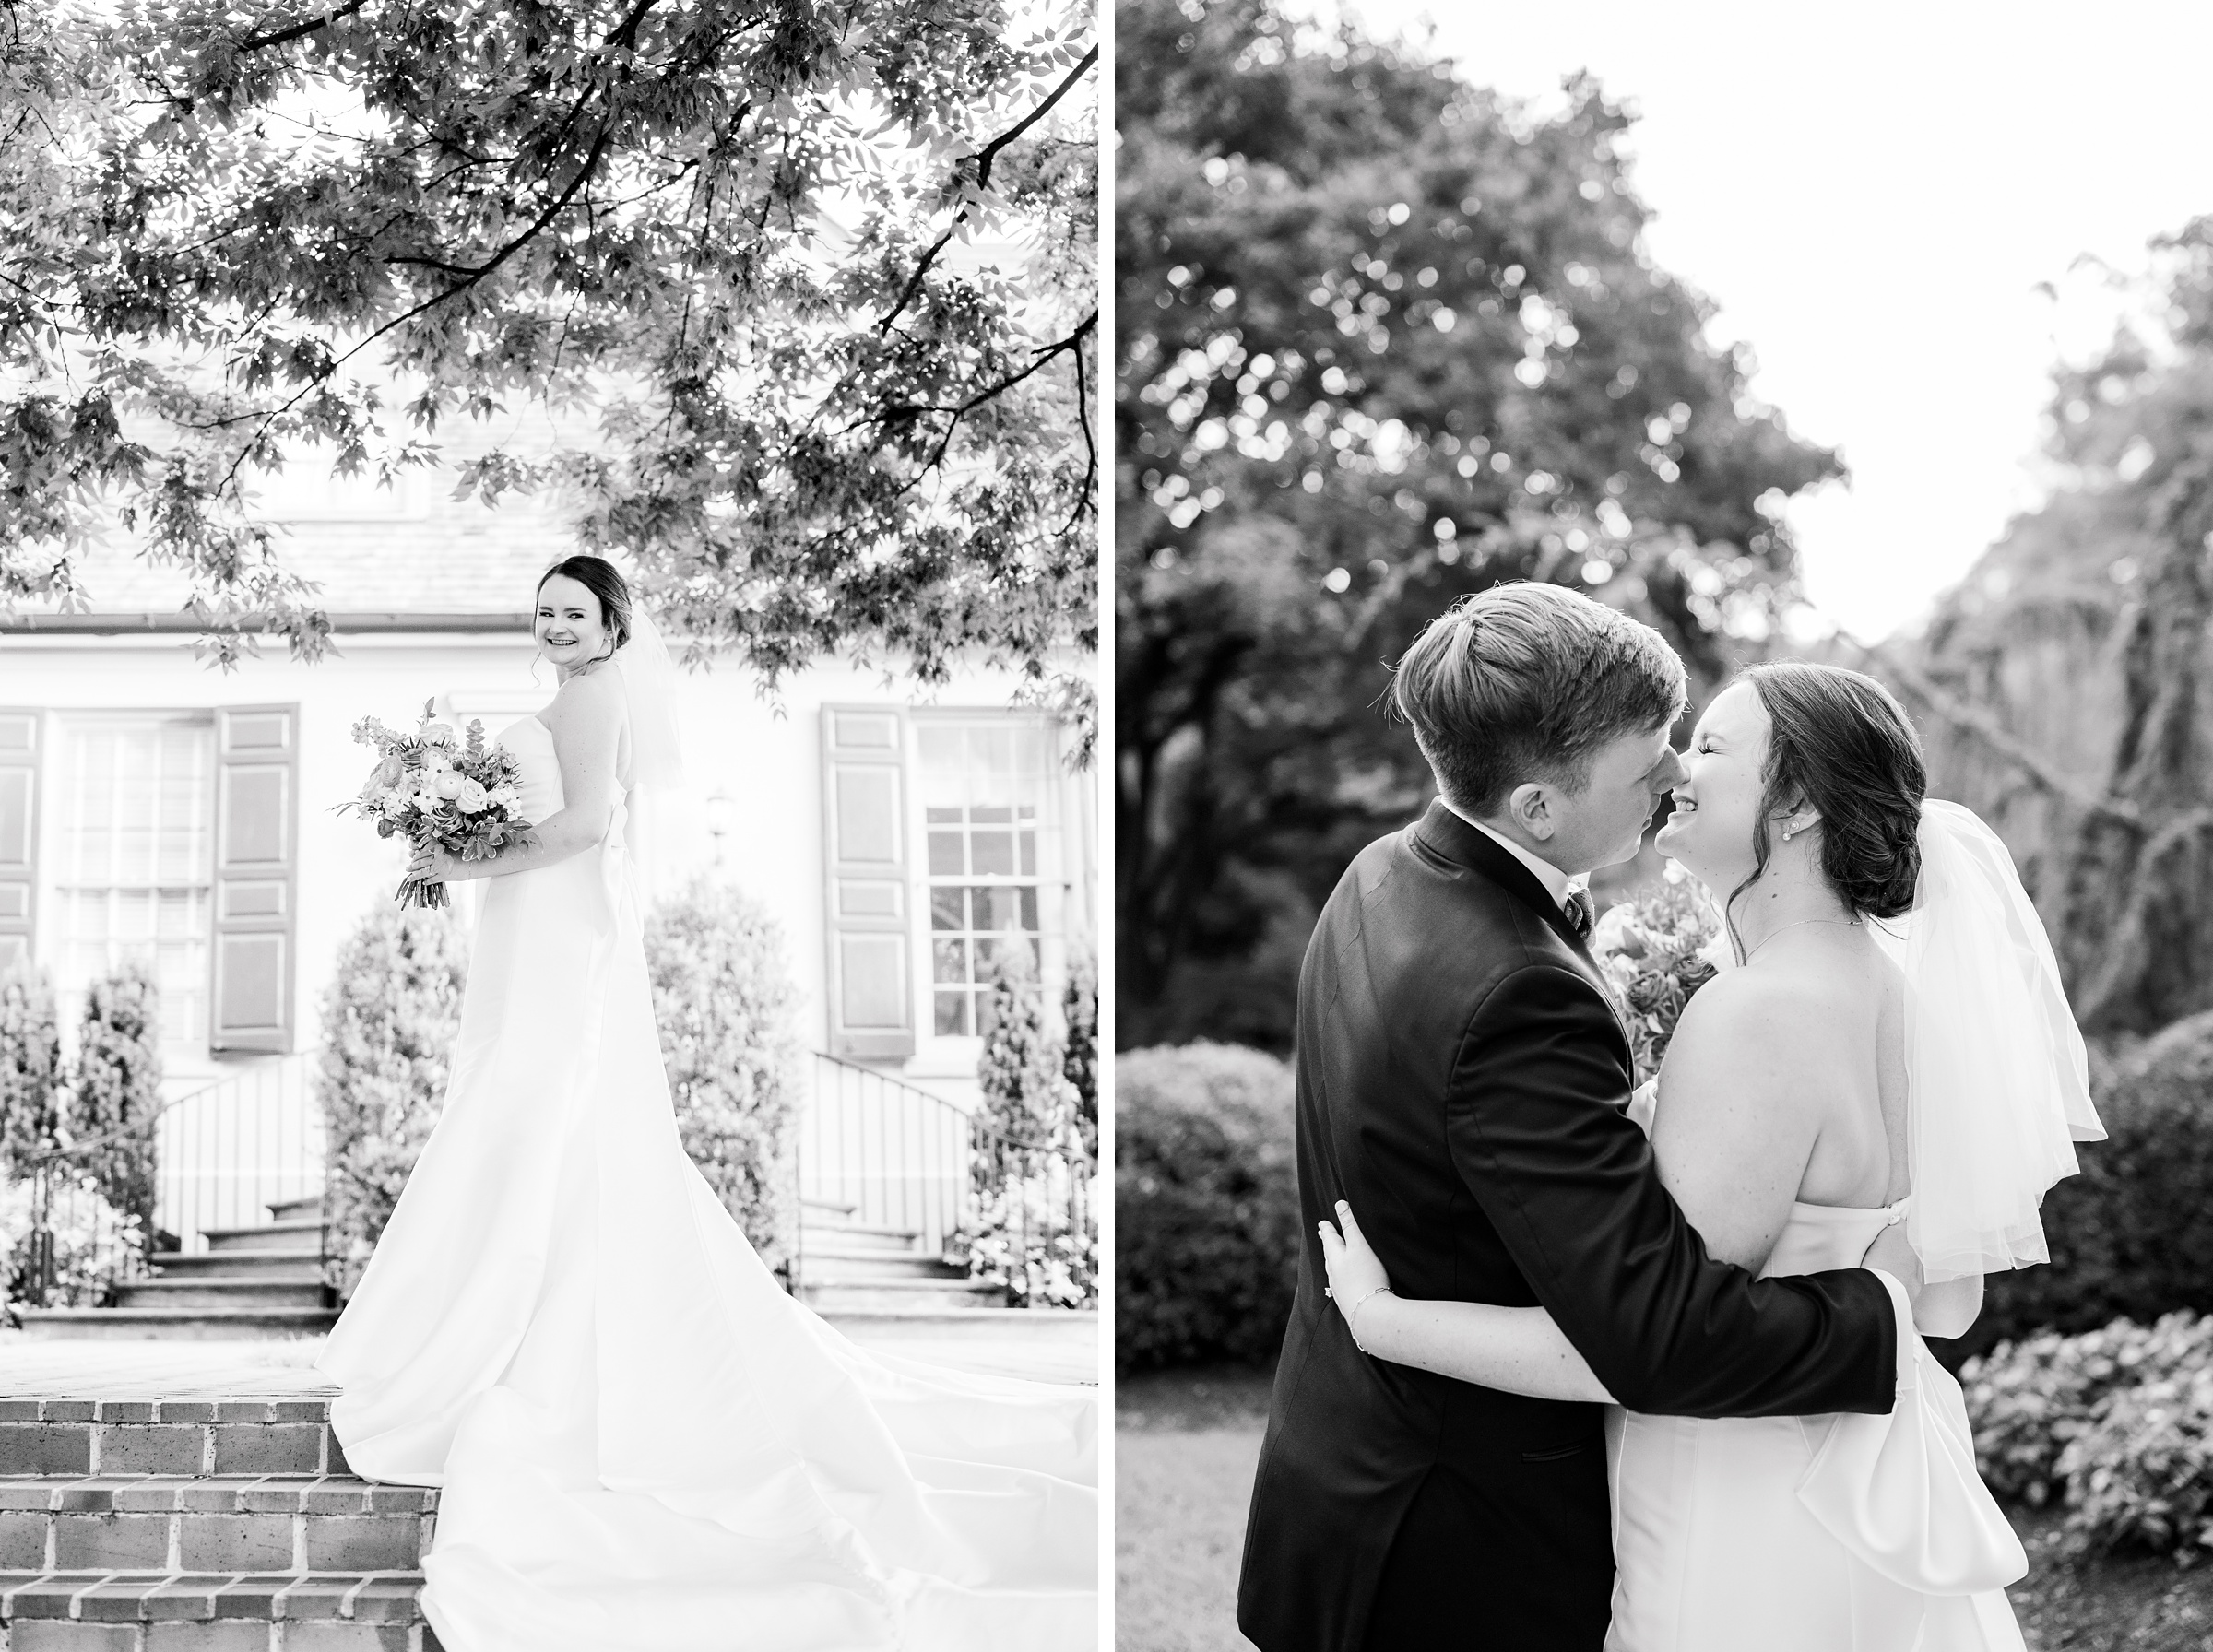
[1506, 780, 1556, 841]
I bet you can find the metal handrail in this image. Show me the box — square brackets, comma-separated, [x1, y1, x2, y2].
[799, 1051, 1096, 1310]
[10, 1052, 321, 1309]
[16, 1065, 241, 1169]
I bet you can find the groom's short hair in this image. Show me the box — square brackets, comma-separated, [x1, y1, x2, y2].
[1391, 583, 1687, 815]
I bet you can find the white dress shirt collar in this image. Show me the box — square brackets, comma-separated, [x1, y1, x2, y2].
[1440, 798, 1586, 912]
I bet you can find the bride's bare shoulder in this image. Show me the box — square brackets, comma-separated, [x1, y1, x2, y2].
[1662, 965, 1833, 1107]
[538, 667, 624, 739]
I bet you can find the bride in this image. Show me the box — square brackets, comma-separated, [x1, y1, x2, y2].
[313, 555, 1098, 1652]
[1320, 662, 2101, 1651]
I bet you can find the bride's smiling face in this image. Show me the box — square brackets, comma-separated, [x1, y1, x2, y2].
[1654, 680, 1773, 888]
[535, 573, 612, 668]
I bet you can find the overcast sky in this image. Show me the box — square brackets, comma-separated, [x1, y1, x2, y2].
[1282, 1, 2213, 640]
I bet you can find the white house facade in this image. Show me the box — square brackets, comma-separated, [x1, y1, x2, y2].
[0, 462, 1095, 1261]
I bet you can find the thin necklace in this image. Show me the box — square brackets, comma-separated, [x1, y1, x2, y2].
[1743, 915, 1860, 961]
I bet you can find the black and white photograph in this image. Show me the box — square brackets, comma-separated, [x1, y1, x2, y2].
[0, 3, 1100, 1649]
[1116, 4, 2213, 1650]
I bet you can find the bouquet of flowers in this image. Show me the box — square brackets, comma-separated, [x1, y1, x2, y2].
[1590, 865, 1726, 1085]
[337, 699, 538, 909]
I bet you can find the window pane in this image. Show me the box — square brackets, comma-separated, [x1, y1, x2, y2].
[927, 831, 964, 876]
[924, 806, 963, 824]
[934, 992, 970, 1037]
[932, 938, 968, 985]
[971, 832, 1012, 876]
[1019, 831, 1036, 876]
[929, 887, 964, 931]
[974, 886, 1020, 931]
[54, 717, 216, 1054]
[972, 805, 1012, 824]
[1019, 887, 1039, 933]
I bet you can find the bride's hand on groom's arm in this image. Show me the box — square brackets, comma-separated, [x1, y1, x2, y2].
[1319, 1201, 1615, 1404]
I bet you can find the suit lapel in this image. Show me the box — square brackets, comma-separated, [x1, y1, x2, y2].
[1408, 801, 1636, 1055]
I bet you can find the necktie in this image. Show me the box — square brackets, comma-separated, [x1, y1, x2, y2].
[1564, 887, 1595, 940]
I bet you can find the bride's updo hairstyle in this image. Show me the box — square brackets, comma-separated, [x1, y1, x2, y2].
[536, 555, 633, 666]
[1738, 662, 1926, 922]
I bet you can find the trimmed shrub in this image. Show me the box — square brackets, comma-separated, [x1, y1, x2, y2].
[1963, 1313, 2213, 1560]
[317, 904, 470, 1300]
[1960, 1010, 2213, 1363]
[1064, 944, 1098, 1160]
[66, 963, 162, 1244]
[644, 875, 801, 1276]
[1117, 1041, 1299, 1371]
[976, 940, 1076, 1155]
[964, 942, 1094, 1306]
[0, 962, 62, 1174]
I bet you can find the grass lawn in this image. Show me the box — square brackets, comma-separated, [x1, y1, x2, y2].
[1116, 1366, 2213, 1652]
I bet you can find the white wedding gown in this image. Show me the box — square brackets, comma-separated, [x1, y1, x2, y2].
[313, 714, 1098, 1652]
[1605, 1092, 2027, 1651]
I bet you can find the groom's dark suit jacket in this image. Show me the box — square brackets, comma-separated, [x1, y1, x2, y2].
[1236, 802, 1899, 1652]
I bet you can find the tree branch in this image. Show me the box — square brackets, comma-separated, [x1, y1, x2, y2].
[232, 0, 373, 55]
[876, 43, 1098, 335]
[903, 307, 1093, 475]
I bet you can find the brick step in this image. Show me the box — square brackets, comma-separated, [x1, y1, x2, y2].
[10, 1313, 339, 1345]
[799, 1278, 1004, 1313]
[199, 1223, 322, 1258]
[110, 1282, 330, 1314]
[142, 1257, 325, 1284]
[0, 1475, 435, 1574]
[0, 1568, 436, 1649]
[0, 1402, 345, 1481]
[263, 1196, 325, 1224]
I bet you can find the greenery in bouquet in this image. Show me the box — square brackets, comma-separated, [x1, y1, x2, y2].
[337, 701, 538, 909]
[1590, 867, 1725, 1086]
[0, 1173, 145, 1315]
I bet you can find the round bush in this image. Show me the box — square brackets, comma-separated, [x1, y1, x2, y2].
[1116, 1041, 1299, 1372]
[317, 904, 470, 1300]
[643, 875, 801, 1276]
[1959, 1010, 2213, 1363]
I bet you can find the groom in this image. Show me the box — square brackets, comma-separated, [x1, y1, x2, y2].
[1237, 584, 1901, 1651]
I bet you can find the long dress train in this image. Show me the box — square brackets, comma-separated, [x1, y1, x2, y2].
[313, 714, 1097, 1652]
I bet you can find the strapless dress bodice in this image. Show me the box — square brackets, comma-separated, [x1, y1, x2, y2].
[1624, 1079, 1908, 1277]
[1759, 1197, 1910, 1279]
[497, 716, 564, 822]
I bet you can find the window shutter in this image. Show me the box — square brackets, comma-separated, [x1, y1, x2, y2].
[0, 712, 38, 975]
[822, 706, 915, 1060]
[209, 704, 298, 1053]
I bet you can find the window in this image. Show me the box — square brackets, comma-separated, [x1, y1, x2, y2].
[918, 720, 1057, 1039]
[44, 716, 217, 1056]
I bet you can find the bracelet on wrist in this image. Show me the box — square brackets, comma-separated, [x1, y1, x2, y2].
[1347, 1284, 1396, 1351]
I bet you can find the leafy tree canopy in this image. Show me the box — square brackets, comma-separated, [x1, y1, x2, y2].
[1116, 0, 1842, 1048]
[0, 0, 1096, 716]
